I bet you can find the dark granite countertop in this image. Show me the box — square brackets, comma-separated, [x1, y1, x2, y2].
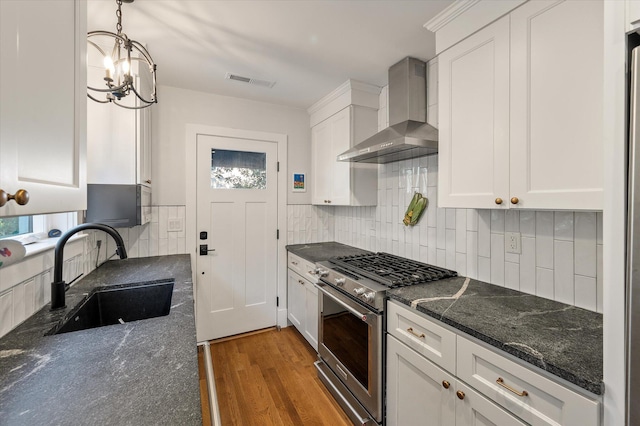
[387, 276, 603, 395]
[286, 241, 372, 263]
[0, 255, 202, 425]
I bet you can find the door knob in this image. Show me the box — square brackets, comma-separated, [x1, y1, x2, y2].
[0, 189, 29, 207]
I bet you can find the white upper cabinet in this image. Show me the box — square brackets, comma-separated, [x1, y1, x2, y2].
[509, 0, 603, 210]
[437, 0, 603, 211]
[629, 0, 640, 30]
[87, 53, 153, 187]
[0, 0, 87, 217]
[308, 80, 379, 206]
[438, 16, 510, 209]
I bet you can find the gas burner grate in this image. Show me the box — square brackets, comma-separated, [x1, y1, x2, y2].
[328, 252, 456, 287]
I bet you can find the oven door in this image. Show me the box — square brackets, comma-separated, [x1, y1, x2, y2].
[316, 282, 382, 423]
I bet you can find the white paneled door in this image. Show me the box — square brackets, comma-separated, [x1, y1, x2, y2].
[196, 135, 278, 341]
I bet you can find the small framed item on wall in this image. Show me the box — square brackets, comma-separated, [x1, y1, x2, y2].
[293, 173, 306, 192]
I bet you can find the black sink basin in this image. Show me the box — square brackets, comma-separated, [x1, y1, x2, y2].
[48, 280, 174, 335]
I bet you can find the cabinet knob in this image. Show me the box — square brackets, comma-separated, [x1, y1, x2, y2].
[442, 380, 450, 389]
[145, 179, 151, 184]
[456, 390, 465, 400]
[495, 198, 503, 205]
[510, 197, 519, 205]
[0, 189, 30, 207]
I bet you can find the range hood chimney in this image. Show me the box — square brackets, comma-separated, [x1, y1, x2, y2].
[337, 57, 438, 164]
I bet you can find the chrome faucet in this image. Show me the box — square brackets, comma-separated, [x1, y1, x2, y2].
[50, 223, 127, 311]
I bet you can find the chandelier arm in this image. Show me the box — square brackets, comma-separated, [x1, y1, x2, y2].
[87, 40, 107, 57]
[129, 40, 155, 65]
[129, 84, 157, 104]
[87, 81, 129, 93]
[87, 93, 112, 104]
[113, 99, 153, 110]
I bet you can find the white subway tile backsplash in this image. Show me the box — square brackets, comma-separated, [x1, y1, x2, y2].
[478, 257, 491, 282]
[574, 212, 597, 278]
[0, 291, 12, 337]
[520, 210, 536, 237]
[554, 240, 575, 305]
[466, 231, 478, 279]
[536, 211, 554, 269]
[491, 210, 505, 234]
[536, 267, 554, 300]
[520, 237, 536, 295]
[478, 210, 491, 258]
[575, 275, 597, 312]
[490, 234, 505, 286]
[296, 154, 603, 312]
[505, 210, 520, 233]
[505, 262, 520, 290]
[554, 211, 574, 241]
[455, 209, 467, 253]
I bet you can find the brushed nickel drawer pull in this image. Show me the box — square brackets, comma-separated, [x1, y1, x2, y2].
[406, 327, 425, 339]
[496, 377, 528, 397]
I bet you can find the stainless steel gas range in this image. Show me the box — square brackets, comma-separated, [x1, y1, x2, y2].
[312, 252, 456, 425]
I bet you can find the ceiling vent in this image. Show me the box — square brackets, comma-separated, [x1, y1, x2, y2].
[225, 73, 276, 88]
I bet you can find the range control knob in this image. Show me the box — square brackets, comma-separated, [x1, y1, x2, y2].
[363, 292, 375, 302]
[354, 287, 366, 296]
[334, 277, 346, 286]
[314, 268, 329, 277]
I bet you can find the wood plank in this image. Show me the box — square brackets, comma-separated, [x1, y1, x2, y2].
[198, 326, 352, 426]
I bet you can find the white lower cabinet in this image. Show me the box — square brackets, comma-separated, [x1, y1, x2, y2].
[287, 266, 318, 351]
[387, 335, 524, 426]
[386, 300, 600, 426]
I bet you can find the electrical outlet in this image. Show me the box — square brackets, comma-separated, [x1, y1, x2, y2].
[505, 232, 521, 254]
[168, 218, 184, 232]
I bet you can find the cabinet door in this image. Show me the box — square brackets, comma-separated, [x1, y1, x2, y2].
[137, 71, 153, 187]
[303, 282, 318, 351]
[311, 119, 333, 205]
[455, 382, 527, 426]
[509, 0, 603, 210]
[328, 107, 352, 205]
[0, 0, 86, 217]
[438, 16, 510, 209]
[386, 335, 456, 426]
[287, 269, 304, 330]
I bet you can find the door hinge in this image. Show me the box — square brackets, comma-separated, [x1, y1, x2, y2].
[277, 296, 279, 307]
[277, 229, 280, 239]
[277, 161, 280, 172]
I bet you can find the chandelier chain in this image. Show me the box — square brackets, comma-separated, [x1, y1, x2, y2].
[115, 0, 123, 35]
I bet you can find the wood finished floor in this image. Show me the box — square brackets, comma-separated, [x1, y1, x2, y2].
[198, 327, 352, 426]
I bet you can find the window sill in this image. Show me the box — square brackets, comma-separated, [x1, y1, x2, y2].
[22, 234, 87, 258]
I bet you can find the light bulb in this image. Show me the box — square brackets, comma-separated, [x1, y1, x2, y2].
[103, 56, 115, 80]
[122, 60, 130, 75]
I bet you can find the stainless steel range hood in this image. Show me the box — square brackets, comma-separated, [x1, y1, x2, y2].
[338, 57, 438, 164]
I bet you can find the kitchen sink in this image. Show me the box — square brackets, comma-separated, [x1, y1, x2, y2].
[48, 280, 174, 335]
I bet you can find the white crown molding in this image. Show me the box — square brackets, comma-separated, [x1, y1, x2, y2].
[307, 79, 380, 115]
[424, 0, 481, 33]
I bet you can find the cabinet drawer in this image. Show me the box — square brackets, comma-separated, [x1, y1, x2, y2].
[387, 300, 457, 374]
[287, 252, 318, 283]
[457, 336, 599, 426]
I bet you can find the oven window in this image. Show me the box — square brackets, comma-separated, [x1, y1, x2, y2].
[322, 295, 370, 389]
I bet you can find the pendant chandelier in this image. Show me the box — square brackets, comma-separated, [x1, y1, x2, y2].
[87, 0, 157, 109]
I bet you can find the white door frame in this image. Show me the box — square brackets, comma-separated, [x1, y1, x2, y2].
[185, 124, 289, 338]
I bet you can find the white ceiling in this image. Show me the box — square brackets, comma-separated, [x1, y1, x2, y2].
[87, 0, 453, 109]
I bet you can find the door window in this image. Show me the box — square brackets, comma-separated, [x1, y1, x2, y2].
[209, 149, 266, 189]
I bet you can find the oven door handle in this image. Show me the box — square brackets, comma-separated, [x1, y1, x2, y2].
[315, 284, 372, 322]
